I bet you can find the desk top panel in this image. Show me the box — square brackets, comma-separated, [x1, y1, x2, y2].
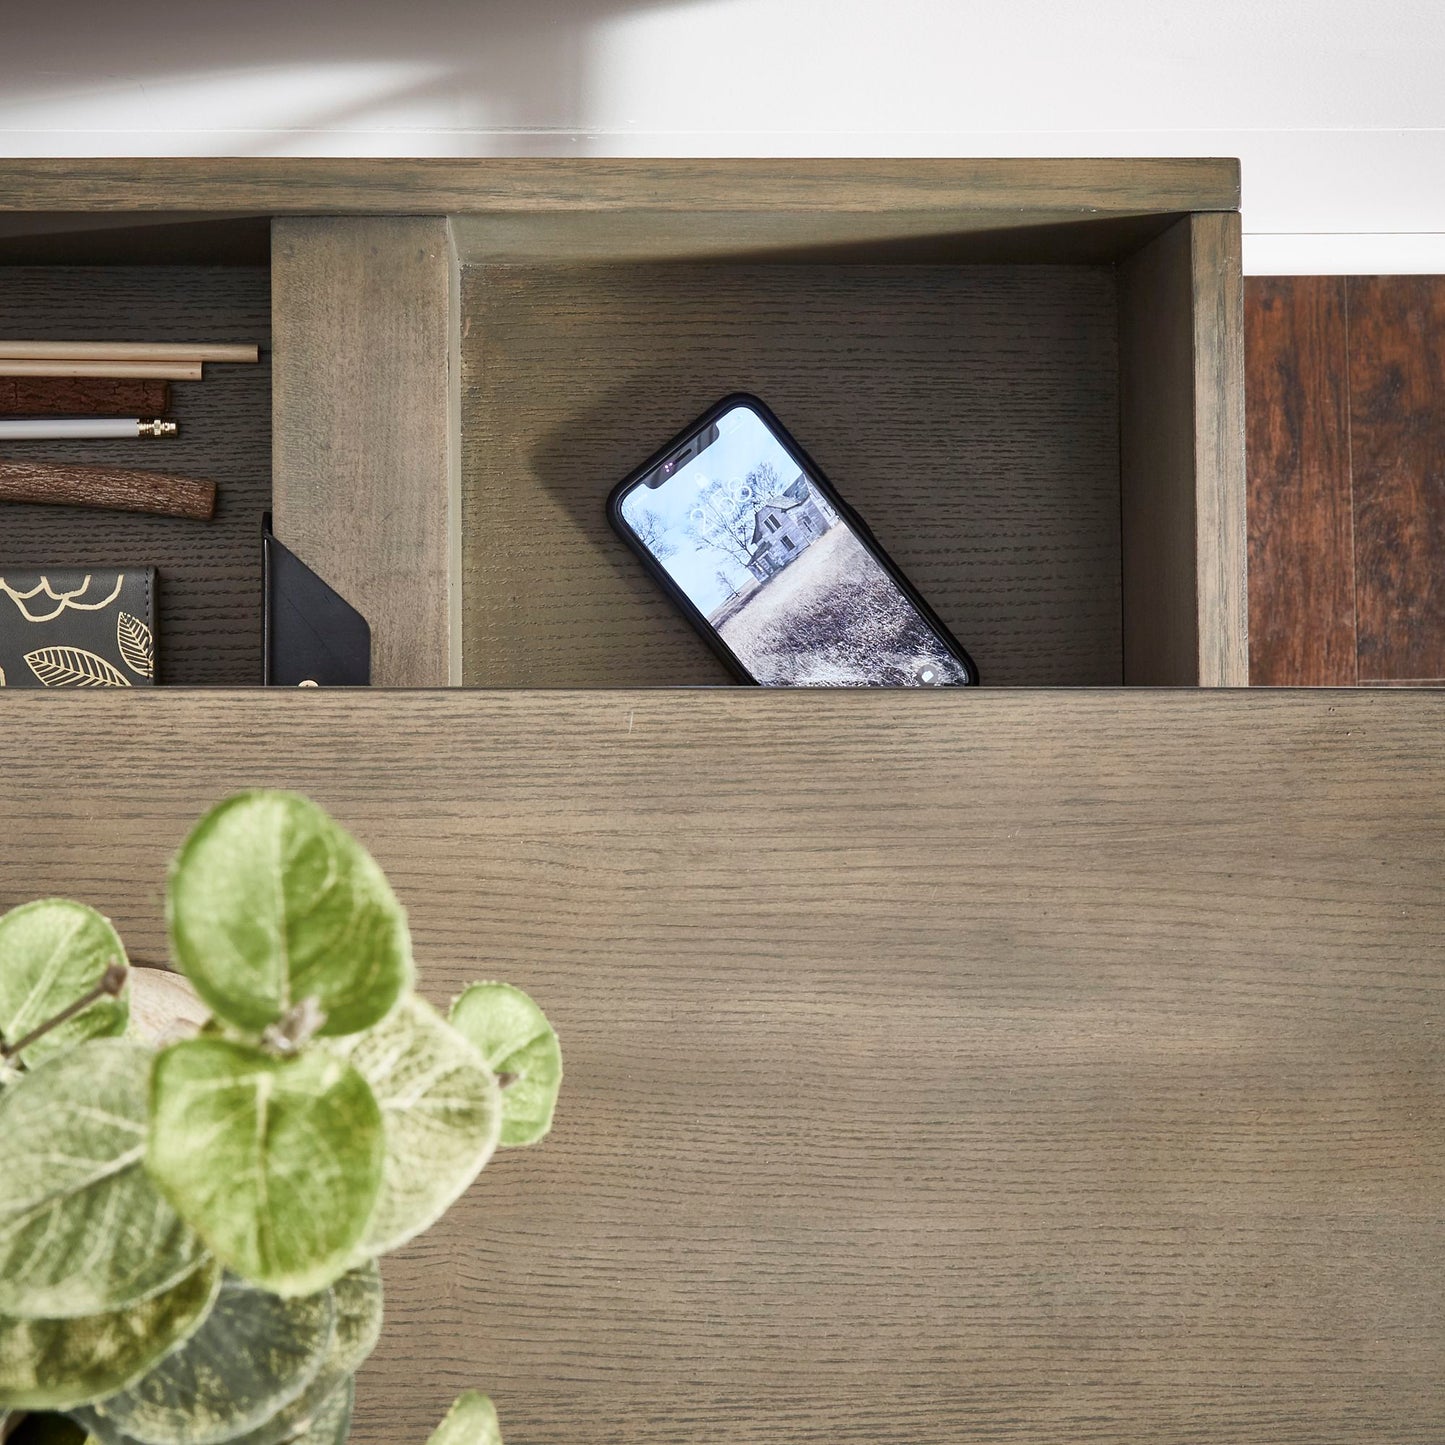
[0, 689, 1438, 1443]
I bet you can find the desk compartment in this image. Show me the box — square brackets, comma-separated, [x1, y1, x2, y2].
[0, 251, 271, 685]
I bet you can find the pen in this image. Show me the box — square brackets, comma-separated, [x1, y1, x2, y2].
[0, 418, 178, 441]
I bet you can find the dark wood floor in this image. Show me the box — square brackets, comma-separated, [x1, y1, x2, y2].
[1246, 276, 1445, 685]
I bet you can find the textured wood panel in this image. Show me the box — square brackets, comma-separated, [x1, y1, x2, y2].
[463, 263, 1122, 686]
[0, 158, 1240, 219]
[272, 218, 456, 687]
[450, 209, 1185, 266]
[1348, 276, 1445, 683]
[1119, 220, 1198, 683]
[0, 267, 270, 683]
[1244, 277, 1356, 685]
[1118, 215, 1248, 686]
[1190, 212, 1249, 686]
[0, 688, 1439, 1444]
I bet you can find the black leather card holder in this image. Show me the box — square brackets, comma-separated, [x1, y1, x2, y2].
[0, 568, 156, 688]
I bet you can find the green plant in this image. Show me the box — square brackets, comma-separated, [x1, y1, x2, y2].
[0, 792, 561, 1445]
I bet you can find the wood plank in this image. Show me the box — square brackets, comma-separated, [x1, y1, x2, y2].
[463, 262, 1122, 687]
[0, 158, 1241, 220]
[1118, 215, 1248, 685]
[1243, 277, 1356, 684]
[1187, 213, 1249, 687]
[1348, 276, 1445, 682]
[450, 209, 1184, 267]
[0, 266, 270, 684]
[272, 218, 457, 687]
[1119, 220, 1198, 683]
[0, 688, 1440, 1444]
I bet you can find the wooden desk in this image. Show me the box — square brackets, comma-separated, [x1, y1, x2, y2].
[0, 690, 1439, 1442]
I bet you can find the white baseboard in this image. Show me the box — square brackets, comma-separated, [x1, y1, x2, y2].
[1244, 233, 1445, 276]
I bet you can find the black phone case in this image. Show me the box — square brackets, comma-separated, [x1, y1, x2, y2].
[606, 392, 980, 687]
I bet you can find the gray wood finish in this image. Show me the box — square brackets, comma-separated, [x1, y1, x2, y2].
[0, 266, 270, 684]
[0, 688, 1438, 1443]
[1191, 212, 1249, 687]
[1118, 216, 1249, 686]
[0, 158, 1240, 219]
[272, 218, 457, 687]
[462, 262, 1122, 686]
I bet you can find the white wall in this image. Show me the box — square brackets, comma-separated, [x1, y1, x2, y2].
[2, 0, 1442, 272]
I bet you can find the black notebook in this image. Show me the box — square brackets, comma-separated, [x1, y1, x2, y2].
[0, 568, 156, 688]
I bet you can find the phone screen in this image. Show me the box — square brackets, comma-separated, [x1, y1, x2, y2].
[618, 402, 972, 686]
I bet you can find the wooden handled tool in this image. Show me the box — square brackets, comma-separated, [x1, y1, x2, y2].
[0, 458, 216, 521]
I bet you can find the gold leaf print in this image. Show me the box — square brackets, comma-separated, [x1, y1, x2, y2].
[117, 612, 154, 678]
[25, 647, 132, 688]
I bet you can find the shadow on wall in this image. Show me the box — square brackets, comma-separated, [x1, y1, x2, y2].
[0, 0, 690, 154]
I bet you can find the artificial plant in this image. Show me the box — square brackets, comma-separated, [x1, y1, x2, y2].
[0, 791, 561, 1445]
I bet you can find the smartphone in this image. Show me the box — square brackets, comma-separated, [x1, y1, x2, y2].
[607, 394, 978, 687]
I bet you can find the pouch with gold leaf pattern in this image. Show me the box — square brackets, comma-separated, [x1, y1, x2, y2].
[0, 568, 156, 688]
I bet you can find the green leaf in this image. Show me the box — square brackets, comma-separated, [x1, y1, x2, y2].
[166, 792, 412, 1039]
[0, 1041, 206, 1319]
[269, 1378, 352, 1445]
[219, 1264, 379, 1445]
[0, 901, 129, 1066]
[146, 1040, 383, 1297]
[0, 1259, 219, 1411]
[448, 985, 562, 1147]
[426, 1392, 503, 1445]
[324, 996, 502, 1256]
[73, 1275, 335, 1445]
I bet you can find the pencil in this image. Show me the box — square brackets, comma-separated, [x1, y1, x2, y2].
[0, 360, 203, 381]
[0, 418, 177, 440]
[0, 341, 258, 363]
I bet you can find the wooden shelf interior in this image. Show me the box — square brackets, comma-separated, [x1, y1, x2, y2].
[0, 223, 271, 685]
[0, 166, 1245, 690]
[457, 209, 1240, 687]
[463, 257, 1122, 686]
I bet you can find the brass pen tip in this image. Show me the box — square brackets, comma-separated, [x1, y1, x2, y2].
[140, 419, 178, 438]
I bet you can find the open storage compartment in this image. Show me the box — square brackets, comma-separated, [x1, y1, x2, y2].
[0, 159, 1245, 689]
[454, 205, 1246, 688]
[0, 217, 271, 684]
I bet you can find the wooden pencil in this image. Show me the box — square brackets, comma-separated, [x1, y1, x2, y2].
[0, 360, 203, 381]
[0, 341, 258, 363]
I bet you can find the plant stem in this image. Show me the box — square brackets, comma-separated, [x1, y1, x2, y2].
[0, 959, 129, 1060]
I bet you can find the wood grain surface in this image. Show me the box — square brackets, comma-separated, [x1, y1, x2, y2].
[0, 158, 1241, 219]
[1188, 213, 1249, 687]
[1118, 220, 1199, 684]
[272, 218, 457, 687]
[1347, 276, 1445, 683]
[0, 266, 270, 683]
[0, 688, 1439, 1444]
[1118, 216, 1248, 687]
[463, 262, 1123, 686]
[451, 209, 1185, 267]
[1244, 277, 1357, 685]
